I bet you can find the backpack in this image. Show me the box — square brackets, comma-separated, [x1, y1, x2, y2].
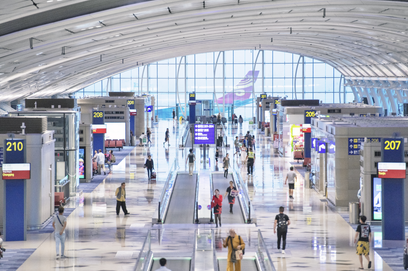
[277, 214, 288, 231]
[111, 154, 116, 163]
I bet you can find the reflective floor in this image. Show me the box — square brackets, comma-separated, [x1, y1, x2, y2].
[1, 120, 401, 270]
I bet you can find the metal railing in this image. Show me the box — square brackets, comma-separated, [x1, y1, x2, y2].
[209, 174, 214, 223]
[190, 229, 198, 271]
[179, 122, 190, 147]
[194, 173, 200, 223]
[232, 162, 251, 223]
[157, 158, 179, 223]
[134, 230, 151, 271]
[212, 229, 218, 271]
[257, 229, 276, 271]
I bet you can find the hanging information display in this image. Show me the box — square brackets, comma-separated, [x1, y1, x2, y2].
[194, 124, 215, 145]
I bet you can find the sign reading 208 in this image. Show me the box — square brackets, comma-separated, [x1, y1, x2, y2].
[92, 110, 105, 125]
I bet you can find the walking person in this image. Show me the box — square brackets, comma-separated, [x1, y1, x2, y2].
[186, 149, 195, 176]
[115, 182, 130, 215]
[223, 153, 230, 178]
[163, 128, 170, 147]
[246, 147, 255, 175]
[246, 131, 252, 148]
[52, 206, 67, 259]
[284, 166, 297, 199]
[107, 150, 116, 172]
[354, 215, 372, 269]
[93, 150, 98, 162]
[147, 128, 152, 144]
[274, 206, 290, 254]
[215, 148, 220, 164]
[97, 149, 106, 175]
[172, 109, 176, 124]
[234, 136, 240, 156]
[252, 135, 256, 149]
[238, 115, 243, 127]
[211, 189, 223, 228]
[224, 181, 238, 214]
[222, 229, 245, 271]
[105, 150, 111, 172]
[240, 143, 247, 165]
[144, 155, 154, 179]
[156, 258, 172, 271]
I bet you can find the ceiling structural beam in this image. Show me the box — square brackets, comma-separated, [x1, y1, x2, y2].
[167, 7, 172, 14]
[203, 1, 205, 9]
[99, 21, 106, 27]
[133, 14, 138, 20]
[29, 37, 42, 49]
[30, 0, 39, 9]
[62, 47, 66, 55]
[64, 29, 75, 34]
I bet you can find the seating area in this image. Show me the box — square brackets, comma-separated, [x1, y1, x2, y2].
[105, 139, 124, 150]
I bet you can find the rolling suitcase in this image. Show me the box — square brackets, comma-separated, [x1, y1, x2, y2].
[150, 171, 157, 183]
[404, 239, 408, 269]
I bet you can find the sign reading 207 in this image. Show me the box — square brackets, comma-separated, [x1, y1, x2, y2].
[384, 140, 401, 150]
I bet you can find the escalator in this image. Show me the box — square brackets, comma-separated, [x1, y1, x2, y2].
[211, 173, 245, 224]
[150, 258, 191, 270]
[164, 173, 197, 224]
[218, 258, 259, 270]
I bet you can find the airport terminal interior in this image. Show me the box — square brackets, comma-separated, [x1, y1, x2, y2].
[2, 1, 408, 270]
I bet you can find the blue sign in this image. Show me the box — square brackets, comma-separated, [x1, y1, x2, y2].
[0, 147, 3, 167]
[4, 139, 25, 163]
[194, 124, 215, 145]
[198, 205, 202, 210]
[92, 111, 104, 125]
[189, 93, 196, 101]
[311, 138, 318, 149]
[317, 141, 326, 153]
[348, 137, 381, 155]
[207, 205, 211, 210]
[145, 105, 153, 112]
[127, 99, 135, 109]
[328, 141, 335, 154]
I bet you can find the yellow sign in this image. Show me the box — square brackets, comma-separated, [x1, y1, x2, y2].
[275, 100, 281, 105]
[127, 100, 135, 105]
[93, 111, 103, 118]
[384, 140, 401, 150]
[6, 141, 23, 152]
[305, 111, 316, 118]
[189, 93, 195, 98]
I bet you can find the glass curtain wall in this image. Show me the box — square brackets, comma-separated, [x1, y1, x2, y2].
[75, 50, 351, 120]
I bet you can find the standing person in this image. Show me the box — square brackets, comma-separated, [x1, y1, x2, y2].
[215, 148, 220, 164]
[284, 166, 297, 199]
[246, 131, 252, 148]
[223, 153, 230, 178]
[144, 155, 154, 179]
[186, 149, 195, 176]
[246, 148, 255, 175]
[252, 135, 256, 149]
[52, 206, 67, 259]
[238, 115, 243, 127]
[224, 181, 238, 214]
[211, 189, 223, 228]
[105, 150, 111, 171]
[92, 150, 98, 162]
[172, 109, 176, 124]
[217, 113, 221, 125]
[163, 128, 170, 147]
[156, 258, 172, 271]
[222, 229, 245, 271]
[354, 215, 372, 269]
[240, 143, 247, 165]
[97, 149, 106, 175]
[107, 150, 115, 172]
[147, 128, 152, 144]
[115, 182, 130, 215]
[234, 136, 240, 156]
[231, 113, 235, 125]
[274, 206, 290, 254]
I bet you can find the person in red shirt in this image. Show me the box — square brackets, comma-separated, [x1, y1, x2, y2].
[211, 189, 223, 227]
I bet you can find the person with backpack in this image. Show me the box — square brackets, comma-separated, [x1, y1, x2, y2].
[144, 155, 154, 179]
[211, 189, 223, 228]
[222, 229, 245, 271]
[354, 215, 372, 269]
[274, 206, 290, 254]
[186, 149, 195, 176]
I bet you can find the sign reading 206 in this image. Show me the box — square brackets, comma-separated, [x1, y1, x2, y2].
[305, 111, 316, 118]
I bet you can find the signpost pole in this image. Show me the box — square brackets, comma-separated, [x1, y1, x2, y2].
[92, 110, 105, 154]
[381, 138, 405, 240]
[303, 110, 315, 167]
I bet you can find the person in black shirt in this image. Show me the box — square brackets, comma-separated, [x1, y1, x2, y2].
[144, 155, 154, 179]
[274, 206, 290, 254]
[223, 181, 238, 214]
[354, 215, 372, 269]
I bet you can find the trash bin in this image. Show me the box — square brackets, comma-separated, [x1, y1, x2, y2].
[349, 202, 359, 224]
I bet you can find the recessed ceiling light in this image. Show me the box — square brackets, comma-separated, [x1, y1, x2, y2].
[47, 0, 53, 2]
[36, 52, 43, 55]
[81, 28, 86, 31]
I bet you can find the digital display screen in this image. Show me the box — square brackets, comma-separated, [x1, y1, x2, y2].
[79, 148, 85, 179]
[194, 124, 215, 145]
[105, 123, 126, 140]
[373, 177, 382, 220]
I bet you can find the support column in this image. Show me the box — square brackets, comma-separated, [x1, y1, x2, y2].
[135, 98, 145, 138]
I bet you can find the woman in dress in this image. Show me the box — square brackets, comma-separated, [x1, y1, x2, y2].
[224, 181, 238, 214]
[240, 143, 247, 165]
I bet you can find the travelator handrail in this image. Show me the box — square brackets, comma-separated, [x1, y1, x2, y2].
[179, 122, 190, 147]
[157, 157, 179, 223]
[191, 229, 197, 271]
[133, 230, 151, 271]
[212, 229, 218, 270]
[232, 162, 251, 223]
[209, 173, 214, 223]
[257, 229, 277, 271]
[193, 173, 200, 223]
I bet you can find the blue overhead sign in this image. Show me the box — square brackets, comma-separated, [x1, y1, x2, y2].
[328, 141, 335, 154]
[317, 141, 326, 153]
[348, 137, 381, 155]
[194, 124, 215, 145]
[311, 138, 318, 149]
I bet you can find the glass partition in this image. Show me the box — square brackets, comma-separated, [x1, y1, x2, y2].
[232, 162, 250, 222]
[134, 231, 151, 271]
[257, 230, 276, 271]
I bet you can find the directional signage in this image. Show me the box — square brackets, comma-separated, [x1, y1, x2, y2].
[194, 124, 215, 145]
[348, 137, 381, 155]
[92, 111, 104, 125]
[378, 162, 406, 179]
[260, 94, 267, 100]
[317, 141, 326, 153]
[304, 110, 316, 124]
[328, 141, 335, 154]
[2, 163, 31, 180]
[311, 138, 318, 149]
[91, 124, 107, 134]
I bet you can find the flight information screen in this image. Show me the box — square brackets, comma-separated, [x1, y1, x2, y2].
[194, 124, 215, 145]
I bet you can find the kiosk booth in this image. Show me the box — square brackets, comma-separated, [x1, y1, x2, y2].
[0, 116, 55, 239]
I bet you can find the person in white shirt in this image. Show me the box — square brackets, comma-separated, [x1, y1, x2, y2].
[284, 166, 297, 199]
[156, 258, 172, 271]
[52, 206, 67, 259]
[97, 149, 106, 175]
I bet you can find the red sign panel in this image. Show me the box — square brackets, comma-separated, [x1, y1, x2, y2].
[92, 128, 107, 134]
[130, 111, 137, 116]
[378, 162, 406, 179]
[2, 163, 31, 180]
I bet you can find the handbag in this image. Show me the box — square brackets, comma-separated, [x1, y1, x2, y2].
[229, 236, 244, 261]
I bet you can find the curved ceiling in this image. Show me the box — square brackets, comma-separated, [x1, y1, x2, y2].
[1, 0, 408, 101]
